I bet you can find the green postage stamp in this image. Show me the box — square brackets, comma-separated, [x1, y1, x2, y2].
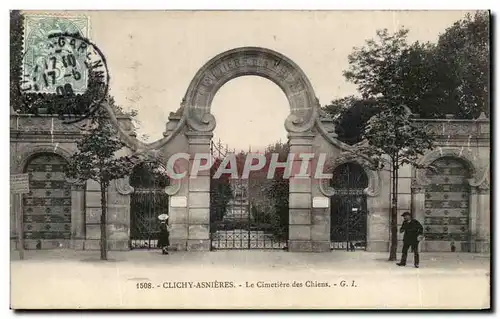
[22, 14, 90, 94]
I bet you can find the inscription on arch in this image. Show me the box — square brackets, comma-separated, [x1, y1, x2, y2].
[183, 47, 318, 133]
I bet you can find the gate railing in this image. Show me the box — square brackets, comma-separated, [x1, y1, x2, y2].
[330, 193, 368, 251]
[130, 188, 169, 250]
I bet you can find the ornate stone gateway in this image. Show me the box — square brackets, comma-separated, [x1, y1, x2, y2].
[330, 163, 368, 251]
[129, 162, 169, 249]
[173, 47, 322, 252]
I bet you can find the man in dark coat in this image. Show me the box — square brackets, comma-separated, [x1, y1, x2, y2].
[158, 221, 170, 255]
[397, 212, 424, 268]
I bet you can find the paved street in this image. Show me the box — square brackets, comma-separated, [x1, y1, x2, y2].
[10, 249, 490, 309]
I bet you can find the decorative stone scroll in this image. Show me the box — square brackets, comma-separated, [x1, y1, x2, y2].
[182, 47, 317, 133]
[115, 149, 183, 196]
[115, 178, 134, 195]
[318, 153, 381, 197]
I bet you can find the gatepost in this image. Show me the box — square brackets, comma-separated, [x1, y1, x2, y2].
[11, 173, 30, 259]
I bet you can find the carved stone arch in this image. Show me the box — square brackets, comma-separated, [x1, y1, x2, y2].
[17, 144, 74, 174]
[16, 144, 73, 174]
[182, 47, 318, 133]
[16, 144, 81, 185]
[415, 147, 480, 187]
[116, 149, 182, 196]
[319, 154, 381, 197]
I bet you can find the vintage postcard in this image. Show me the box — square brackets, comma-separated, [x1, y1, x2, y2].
[9, 10, 491, 309]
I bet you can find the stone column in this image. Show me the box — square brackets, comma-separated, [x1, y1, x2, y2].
[475, 186, 490, 252]
[70, 183, 86, 249]
[186, 131, 212, 251]
[288, 132, 314, 252]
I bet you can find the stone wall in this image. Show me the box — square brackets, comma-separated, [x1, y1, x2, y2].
[314, 114, 490, 253]
[411, 116, 490, 252]
[10, 113, 135, 250]
[10, 111, 490, 253]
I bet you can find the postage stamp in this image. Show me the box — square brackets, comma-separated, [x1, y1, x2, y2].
[19, 14, 109, 123]
[22, 14, 90, 94]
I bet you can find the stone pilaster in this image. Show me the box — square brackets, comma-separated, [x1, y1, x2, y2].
[70, 183, 86, 249]
[410, 182, 427, 251]
[186, 131, 212, 251]
[168, 179, 189, 251]
[84, 179, 102, 250]
[83, 179, 131, 251]
[106, 181, 131, 250]
[288, 132, 315, 252]
[475, 185, 490, 252]
[10, 193, 20, 250]
[366, 195, 390, 252]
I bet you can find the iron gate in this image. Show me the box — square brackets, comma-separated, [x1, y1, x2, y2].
[129, 161, 169, 250]
[330, 163, 368, 251]
[209, 140, 288, 250]
[210, 178, 288, 250]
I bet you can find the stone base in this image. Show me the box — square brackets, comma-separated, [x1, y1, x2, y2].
[312, 241, 330, 252]
[421, 240, 473, 252]
[18, 239, 73, 250]
[366, 240, 389, 252]
[71, 239, 85, 249]
[83, 240, 129, 251]
[187, 239, 211, 251]
[10, 239, 17, 251]
[169, 239, 188, 251]
[474, 241, 490, 253]
[288, 240, 312, 252]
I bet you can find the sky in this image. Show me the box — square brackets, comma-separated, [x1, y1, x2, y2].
[28, 10, 476, 151]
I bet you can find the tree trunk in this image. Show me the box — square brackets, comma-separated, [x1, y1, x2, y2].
[100, 182, 108, 260]
[388, 159, 399, 261]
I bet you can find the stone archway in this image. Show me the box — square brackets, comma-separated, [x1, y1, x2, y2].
[422, 156, 472, 251]
[412, 147, 490, 252]
[182, 47, 318, 133]
[179, 47, 321, 252]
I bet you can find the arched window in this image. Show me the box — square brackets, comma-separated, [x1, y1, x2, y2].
[424, 156, 472, 251]
[23, 153, 71, 247]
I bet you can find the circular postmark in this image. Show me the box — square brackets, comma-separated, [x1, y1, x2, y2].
[20, 31, 109, 124]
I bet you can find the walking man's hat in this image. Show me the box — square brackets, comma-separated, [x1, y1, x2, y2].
[401, 212, 411, 217]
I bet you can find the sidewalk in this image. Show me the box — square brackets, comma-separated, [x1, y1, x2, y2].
[10, 249, 490, 309]
[10, 248, 490, 272]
